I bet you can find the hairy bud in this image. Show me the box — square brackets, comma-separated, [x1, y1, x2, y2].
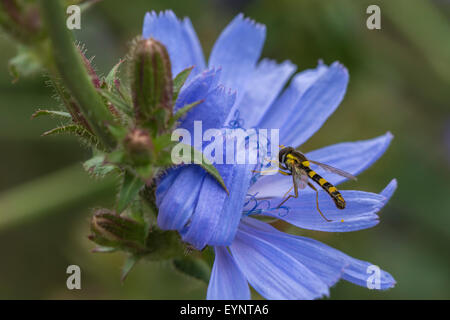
[129, 38, 173, 129]
[123, 128, 155, 166]
[88, 209, 147, 254]
[89, 209, 185, 261]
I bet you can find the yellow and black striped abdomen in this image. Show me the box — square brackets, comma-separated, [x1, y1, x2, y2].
[301, 161, 346, 209]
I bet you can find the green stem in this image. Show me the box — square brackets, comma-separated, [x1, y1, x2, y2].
[38, 0, 116, 150]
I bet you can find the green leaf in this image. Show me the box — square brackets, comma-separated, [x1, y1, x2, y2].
[173, 66, 193, 102]
[100, 89, 133, 117]
[107, 124, 128, 140]
[106, 149, 125, 164]
[83, 155, 117, 178]
[174, 144, 229, 195]
[8, 46, 42, 82]
[121, 255, 139, 283]
[117, 171, 145, 213]
[152, 133, 174, 153]
[31, 109, 72, 120]
[42, 124, 104, 150]
[135, 164, 154, 180]
[173, 256, 211, 284]
[104, 59, 124, 90]
[169, 99, 204, 127]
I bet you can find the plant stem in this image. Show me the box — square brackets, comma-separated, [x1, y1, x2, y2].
[38, 0, 116, 150]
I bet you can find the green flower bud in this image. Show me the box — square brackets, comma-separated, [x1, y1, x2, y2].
[89, 209, 186, 262]
[129, 38, 173, 130]
[123, 128, 155, 166]
[88, 209, 147, 254]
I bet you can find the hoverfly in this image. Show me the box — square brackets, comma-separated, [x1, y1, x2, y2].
[265, 146, 357, 222]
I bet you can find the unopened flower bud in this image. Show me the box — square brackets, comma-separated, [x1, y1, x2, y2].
[123, 128, 155, 166]
[129, 38, 173, 129]
[89, 209, 186, 261]
[88, 209, 147, 254]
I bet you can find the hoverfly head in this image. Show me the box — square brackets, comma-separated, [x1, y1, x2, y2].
[278, 146, 294, 164]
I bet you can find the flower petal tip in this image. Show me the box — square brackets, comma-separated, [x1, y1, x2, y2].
[331, 61, 349, 76]
[235, 13, 267, 32]
[385, 130, 394, 140]
[381, 179, 398, 201]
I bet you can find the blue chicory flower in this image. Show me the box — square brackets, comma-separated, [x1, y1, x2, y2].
[142, 10, 397, 299]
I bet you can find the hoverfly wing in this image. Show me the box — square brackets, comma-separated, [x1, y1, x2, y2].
[300, 173, 309, 189]
[293, 168, 308, 189]
[309, 160, 357, 181]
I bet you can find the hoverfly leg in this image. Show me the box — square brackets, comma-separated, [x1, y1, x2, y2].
[307, 182, 333, 222]
[281, 185, 294, 199]
[277, 194, 294, 208]
[277, 177, 298, 208]
[278, 162, 289, 171]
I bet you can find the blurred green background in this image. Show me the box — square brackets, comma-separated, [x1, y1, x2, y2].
[0, 0, 449, 299]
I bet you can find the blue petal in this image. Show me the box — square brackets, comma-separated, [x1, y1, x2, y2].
[305, 132, 394, 185]
[182, 17, 207, 74]
[157, 69, 235, 231]
[249, 133, 393, 198]
[253, 185, 396, 232]
[208, 163, 255, 246]
[142, 11, 206, 77]
[207, 246, 251, 300]
[259, 61, 328, 130]
[157, 166, 205, 230]
[155, 166, 182, 207]
[240, 218, 348, 287]
[180, 125, 259, 249]
[181, 162, 254, 249]
[209, 14, 266, 95]
[341, 255, 396, 290]
[240, 218, 395, 292]
[179, 163, 234, 248]
[380, 178, 397, 200]
[175, 68, 220, 113]
[230, 220, 329, 300]
[281, 62, 349, 147]
[178, 85, 236, 137]
[228, 59, 296, 128]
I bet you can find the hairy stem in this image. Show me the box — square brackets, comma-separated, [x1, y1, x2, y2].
[38, 0, 116, 150]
